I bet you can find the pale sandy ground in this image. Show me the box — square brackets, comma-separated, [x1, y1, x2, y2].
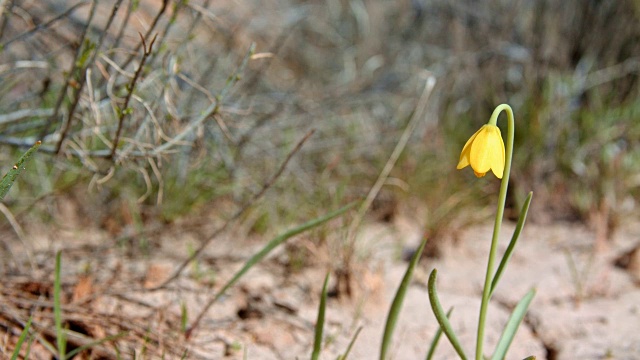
[332, 220, 640, 360]
[3, 216, 639, 359]
[182, 217, 640, 360]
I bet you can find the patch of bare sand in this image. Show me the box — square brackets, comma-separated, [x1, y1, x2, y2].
[2, 218, 640, 359]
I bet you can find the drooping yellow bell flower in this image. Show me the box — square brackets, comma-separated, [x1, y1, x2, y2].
[457, 124, 505, 178]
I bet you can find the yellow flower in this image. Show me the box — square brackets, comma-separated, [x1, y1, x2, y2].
[457, 124, 505, 178]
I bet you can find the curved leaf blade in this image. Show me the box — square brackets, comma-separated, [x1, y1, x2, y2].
[428, 269, 468, 360]
[425, 307, 453, 360]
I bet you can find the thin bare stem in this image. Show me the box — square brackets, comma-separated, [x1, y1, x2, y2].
[0, 0, 14, 40]
[110, 33, 157, 160]
[111, 0, 133, 51]
[54, 0, 124, 154]
[38, 1, 96, 143]
[119, 0, 168, 73]
[0, 1, 89, 49]
[0, 109, 53, 126]
[145, 0, 186, 66]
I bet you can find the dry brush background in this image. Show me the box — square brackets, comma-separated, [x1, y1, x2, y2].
[1, 0, 640, 359]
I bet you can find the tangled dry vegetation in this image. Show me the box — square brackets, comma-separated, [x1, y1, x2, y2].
[1, 0, 640, 358]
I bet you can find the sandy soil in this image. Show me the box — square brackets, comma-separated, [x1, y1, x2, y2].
[2, 215, 640, 359]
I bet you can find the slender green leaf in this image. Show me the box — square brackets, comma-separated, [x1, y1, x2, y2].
[11, 317, 32, 360]
[0, 141, 41, 201]
[337, 326, 362, 360]
[491, 288, 536, 360]
[24, 337, 33, 359]
[180, 349, 189, 360]
[54, 250, 66, 359]
[428, 269, 467, 360]
[180, 302, 188, 333]
[213, 202, 357, 302]
[31, 333, 56, 355]
[490, 192, 533, 297]
[64, 332, 128, 359]
[425, 307, 453, 360]
[522, 356, 536, 360]
[380, 237, 428, 360]
[311, 273, 330, 360]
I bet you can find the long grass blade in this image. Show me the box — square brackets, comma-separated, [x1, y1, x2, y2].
[54, 250, 66, 359]
[213, 202, 357, 303]
[337, 326, 362, 360]
[490, 192, 533, 297]
[425, 307, 453, 360]
[428, 269, 467, 360]
[64, 332, 128, 359]
[180, 302, 188, 333]
[311, 273, 330, 360]
[24, 338, 33, 359]
[0, 141, 41, 201]
[490, 288, 536, 360]
[379, 237, 428, 360]
[11, 317, 32, 360]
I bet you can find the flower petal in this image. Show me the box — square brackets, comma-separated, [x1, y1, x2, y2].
[491, 129, 506, 178]
[474, 170, 487, 178]
[470, 125, 504, 178]
[457, 126, 484, 170]
[469, 126, 493, 174]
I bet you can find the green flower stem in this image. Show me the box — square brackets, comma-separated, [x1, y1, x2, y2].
[475, 104, 514, 360]
[490, 192, 533, 297]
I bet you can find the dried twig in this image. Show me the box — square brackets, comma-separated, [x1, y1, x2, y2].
[0, 108, 53, 126]
[54, 0, 124, 154]
[145, 0, 187, 66]
[0, 0, 12, 39]
[118, 0, 168, 74]
[111, 0, 134, 51]
[110, 33, 157, 160]
[0, 1, 89, 49]
[38, 1, 96, 144]
[0, 60, 49, 75]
